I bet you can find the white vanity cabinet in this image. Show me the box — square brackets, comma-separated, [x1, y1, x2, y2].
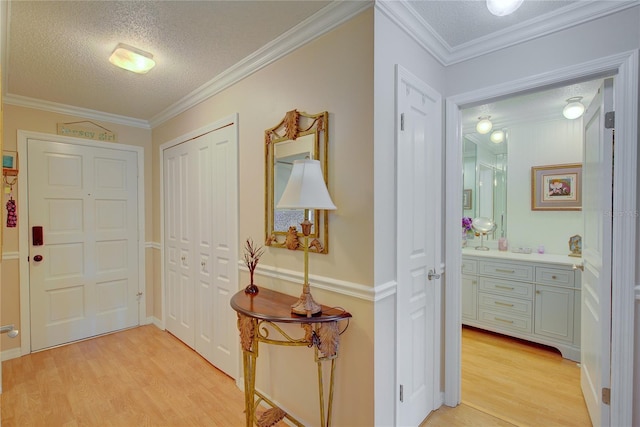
[462, 251, 581, 361]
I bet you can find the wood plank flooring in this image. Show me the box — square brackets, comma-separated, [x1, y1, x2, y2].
[2, 324, 590, 426]
[424, 326, 591, 427]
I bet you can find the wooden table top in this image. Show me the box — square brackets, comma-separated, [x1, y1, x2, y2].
[230, 288, 351, 323]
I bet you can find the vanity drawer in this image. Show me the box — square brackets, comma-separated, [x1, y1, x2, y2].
[462, 258, 478, 275]
[479, 261, 534, 281]
[535, 267, 575, 288]
[478, 308, 532, 333]
[478, 292, 533, 317]
[479, 277, 533, 299]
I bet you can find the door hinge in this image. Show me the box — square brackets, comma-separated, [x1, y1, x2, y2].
[605, 111, 615, 129]
[602, 387, 611, 405]
[400, 113, 405, 131]
[399, 384, 404, 402]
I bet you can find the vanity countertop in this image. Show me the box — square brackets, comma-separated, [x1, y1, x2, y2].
[462, 246, 581, 266]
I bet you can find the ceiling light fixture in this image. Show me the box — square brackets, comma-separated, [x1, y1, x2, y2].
[562, 97, 585, 120]
[487, 0, 524, 16]
[476, 116, 493, 134]
[490, 129, 505, 144]
[109, 43, 156, 74]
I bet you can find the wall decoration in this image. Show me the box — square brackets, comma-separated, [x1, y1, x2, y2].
[3, 151, 18, 176]
[531, 163, 582, 211]
[463, 189, 472, 210]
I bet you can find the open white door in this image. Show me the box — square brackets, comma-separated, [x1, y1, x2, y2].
[396, 65, 442, 426]
[581, 78, 613, 426]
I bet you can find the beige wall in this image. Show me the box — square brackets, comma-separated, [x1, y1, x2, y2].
[152, 11, 375, 425]
[1, 104, 153, 350]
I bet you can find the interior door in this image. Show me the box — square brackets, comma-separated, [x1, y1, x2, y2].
[163, 123, 238, 378]
[580, 78, 613, 426]
[28, 139, 140, 351]
[396, 66, 442, 426]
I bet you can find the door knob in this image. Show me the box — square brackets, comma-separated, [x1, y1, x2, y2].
[428, 269, 441, 280]
[572, 264, 584, 271]
[33, 255, 43, 262]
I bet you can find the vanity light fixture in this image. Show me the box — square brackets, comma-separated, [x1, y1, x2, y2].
[109, 43, 156, 74]
[490, 129, 505, 144]
[562, 97, 585, 120]
[487, 0, 524, 16]
[476, 116, 493, 134]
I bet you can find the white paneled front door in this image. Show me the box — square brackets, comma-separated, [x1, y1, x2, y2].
[163, 121, 238, 378]
[396, 65, 442, 426]
[28, 138, 140, 351]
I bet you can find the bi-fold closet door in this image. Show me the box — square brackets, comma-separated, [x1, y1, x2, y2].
[163, 124, 237, 378]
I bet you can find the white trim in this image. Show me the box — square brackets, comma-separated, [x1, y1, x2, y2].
[17, 130, 146, 356]
[145, 241, 161, 251]
[4, 94, 150, 129]
[148, 1, 371, 128]
[443, 51, 638, 427]
[377, 0, 638, 66]
[240, 262, 389, 302]
[2, 252, 19, 261]
[1, 347, 22, 362]
[635, 286, 640, 300]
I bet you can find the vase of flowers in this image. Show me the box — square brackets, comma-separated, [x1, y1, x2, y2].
[243, 237, 264, 295]
[462, 217, 473, 247]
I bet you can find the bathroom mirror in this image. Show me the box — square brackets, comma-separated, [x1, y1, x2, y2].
[265, 110, 329, 253]
[463, 136, 507, 240]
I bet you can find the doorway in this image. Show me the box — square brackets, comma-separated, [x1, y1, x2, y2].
[443, 51, 638, 426]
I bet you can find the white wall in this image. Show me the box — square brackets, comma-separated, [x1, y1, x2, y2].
[507, 118, 583, 255]
[373, 5, 447, 425]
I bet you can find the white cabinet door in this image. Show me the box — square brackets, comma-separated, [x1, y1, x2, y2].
[461, 275, 477, 321]
[534, 284, 574, 342]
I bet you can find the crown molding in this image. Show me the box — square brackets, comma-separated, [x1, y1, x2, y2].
[378, 0, 639, 66]
[148, 0, 372, 128]
[3, 93, 151, 129]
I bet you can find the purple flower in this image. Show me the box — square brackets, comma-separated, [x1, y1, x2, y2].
[462, 217, 473, 232]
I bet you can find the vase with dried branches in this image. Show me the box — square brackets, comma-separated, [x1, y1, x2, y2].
[243, 237, 264, 295]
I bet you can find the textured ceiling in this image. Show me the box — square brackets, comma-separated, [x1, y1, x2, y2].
[5, 0, 331, 122]
[1, 0, 635, 127]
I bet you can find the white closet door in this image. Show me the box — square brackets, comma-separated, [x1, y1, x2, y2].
[164, 142, 195, 347]
[163, 123, 238, 378]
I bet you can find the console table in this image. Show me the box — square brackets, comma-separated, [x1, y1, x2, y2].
[230, 288, 351, 427]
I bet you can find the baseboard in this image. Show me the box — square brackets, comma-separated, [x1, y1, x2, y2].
[1, 347, 23, 362]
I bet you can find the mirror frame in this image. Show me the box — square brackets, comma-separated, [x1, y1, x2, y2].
[265, 110, 330, 253]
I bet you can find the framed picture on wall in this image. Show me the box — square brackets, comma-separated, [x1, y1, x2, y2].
[2, 151, 18, 176]
[463, 189, 472, 210]
[531, 163, 582, 210]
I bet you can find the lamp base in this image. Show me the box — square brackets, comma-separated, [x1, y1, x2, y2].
[291, 283, 322, 316]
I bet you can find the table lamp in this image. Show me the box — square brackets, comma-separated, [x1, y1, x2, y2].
[276, 159, 336, 316]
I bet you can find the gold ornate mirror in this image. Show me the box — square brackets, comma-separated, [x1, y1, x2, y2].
[265, 110, 329, 253]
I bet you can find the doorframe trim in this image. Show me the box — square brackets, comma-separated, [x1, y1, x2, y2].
[443, 50, 638, 426]
[17, 130, 146, 356]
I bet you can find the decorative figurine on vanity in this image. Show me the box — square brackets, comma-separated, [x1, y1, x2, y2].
[568, 234, 582, 257]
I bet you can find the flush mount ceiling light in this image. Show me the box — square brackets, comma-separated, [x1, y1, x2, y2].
[487, 0, 524, 16]
[109, 43, 156, 74]
[476, 116, 493, 134]
[562, 97, 585, 120]
[490, 129, 505, 144]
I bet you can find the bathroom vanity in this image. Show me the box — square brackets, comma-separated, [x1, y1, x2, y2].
[462, 248, 582, 361]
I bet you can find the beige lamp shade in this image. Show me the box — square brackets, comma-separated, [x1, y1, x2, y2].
[276, 159, 336, 210]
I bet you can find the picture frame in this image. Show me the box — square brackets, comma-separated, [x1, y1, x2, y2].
[531, 163, 582, 211]
[2, 151, 18, 176]
[463, 189, 472, 210]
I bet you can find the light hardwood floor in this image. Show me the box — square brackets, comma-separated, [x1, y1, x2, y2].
[424, 326, 591, 427]
[2, 324, 589, 426]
